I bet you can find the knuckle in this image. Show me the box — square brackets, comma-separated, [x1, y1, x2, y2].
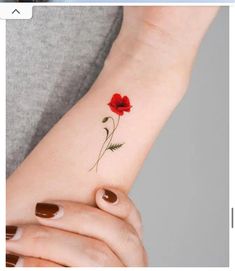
[119, 222, 146, 265]
[121, 222, 140, 247]
[85, 240, 113, 266]
[29, 226, 50, 241]
[24, 225, 50, 254]
[131, 207, 143, 227]
[73, 204, 98, 221]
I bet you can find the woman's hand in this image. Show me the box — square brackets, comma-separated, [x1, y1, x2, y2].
[6, 188, 147, 267]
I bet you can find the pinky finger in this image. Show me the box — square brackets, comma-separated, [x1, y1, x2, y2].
[6, 254, 62, 267]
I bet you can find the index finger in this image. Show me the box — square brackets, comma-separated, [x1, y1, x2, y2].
[95, 187, 143, 239]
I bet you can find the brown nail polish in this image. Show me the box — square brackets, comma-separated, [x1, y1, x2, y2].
[6, 226, 17, 240]
[6, 254, 19, 267]
[102, 189, 118, 203]
[35, 203, 59, 218]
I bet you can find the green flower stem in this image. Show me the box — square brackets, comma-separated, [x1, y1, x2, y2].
[95, 115, 120, 171]
[89, 115, 120, 172]
[95, 115, 120, 172]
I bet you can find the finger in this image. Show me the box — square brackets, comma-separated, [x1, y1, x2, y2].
[95, 187, 143, 239]
[34, 201, 147, 266]
[6, 225, 123, 267]
[6, 253, 62, 267]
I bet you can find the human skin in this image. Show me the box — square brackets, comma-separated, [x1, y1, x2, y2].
[6, 188, 147, 267]
[6, 7, 219, 225]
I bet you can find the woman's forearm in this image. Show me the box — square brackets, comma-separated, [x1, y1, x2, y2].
[7, 45, 185, 223]
[7, 7, 218, 224]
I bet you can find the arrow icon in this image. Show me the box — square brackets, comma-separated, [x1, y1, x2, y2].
[12, 9, 20, 15]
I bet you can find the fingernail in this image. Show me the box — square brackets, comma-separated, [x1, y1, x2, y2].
[102, 189, 118, 204]
[35, 203, 64, 219]
[6, 254, 23, 267]
[6, 226, 22, 241]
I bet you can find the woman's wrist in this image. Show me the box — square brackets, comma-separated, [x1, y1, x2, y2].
[103, 33, 192, 106]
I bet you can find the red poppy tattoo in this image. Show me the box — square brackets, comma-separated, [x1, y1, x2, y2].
[108, 93, 132, 116]
[89, 93, 132, 172]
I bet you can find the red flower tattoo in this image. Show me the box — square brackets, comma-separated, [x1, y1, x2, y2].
[108, 93, 132, 116]
[89, 93, 132, 172]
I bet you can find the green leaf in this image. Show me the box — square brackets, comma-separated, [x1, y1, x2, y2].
[104, 128, 109, 139]
[102, 117, 109, 123]
[106, 143, 124, 152]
